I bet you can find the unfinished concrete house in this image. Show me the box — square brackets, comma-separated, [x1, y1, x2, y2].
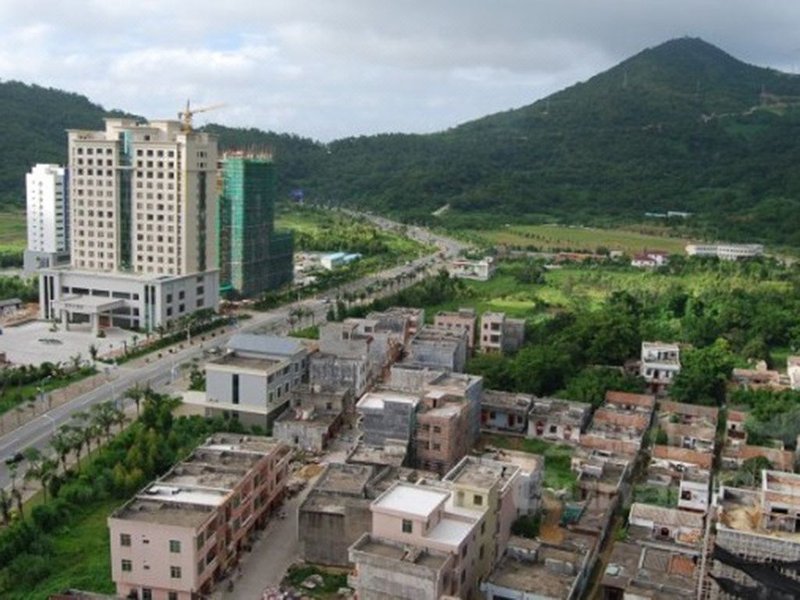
[528, 396, 592, 444]
[640, 341, 681, 395]
[479, 311, 526, 354]
[481, 390, 533, 434]
[707, 470, 800, 598]
[404, 325, 469, 373]
[433, 308, 477, 350]
[367, 306, 425, 342]
[356, 389, 421, 448]
[272, 385, 351, 452]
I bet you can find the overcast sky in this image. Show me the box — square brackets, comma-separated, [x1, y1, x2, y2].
[2, 1, 800, 141]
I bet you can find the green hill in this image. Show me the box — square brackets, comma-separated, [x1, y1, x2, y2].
[5, 37, 800, 245]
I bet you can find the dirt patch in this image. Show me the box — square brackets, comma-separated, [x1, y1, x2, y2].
[538, 492, 565, 544]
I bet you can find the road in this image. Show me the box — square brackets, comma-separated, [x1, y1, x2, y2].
[0, 211, 467, 491]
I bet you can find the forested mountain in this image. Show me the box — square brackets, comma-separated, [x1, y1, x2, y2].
[5, 37, 800, 244]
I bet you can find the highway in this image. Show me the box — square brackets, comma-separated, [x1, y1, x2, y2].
[0, 212, 467, 490]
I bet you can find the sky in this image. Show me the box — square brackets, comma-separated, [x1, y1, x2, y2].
[2, 1, 800, 141]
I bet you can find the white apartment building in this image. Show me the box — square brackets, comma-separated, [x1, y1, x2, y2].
[24, 163, 70, 273]
[685, 243, 764, 261]
[39, 118, 220, 331]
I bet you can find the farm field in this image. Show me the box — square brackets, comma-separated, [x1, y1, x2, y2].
[0, 210, 26, 250]
[462, 223, 694, 255]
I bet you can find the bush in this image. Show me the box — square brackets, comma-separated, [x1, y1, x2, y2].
[511, 512, 542, 538]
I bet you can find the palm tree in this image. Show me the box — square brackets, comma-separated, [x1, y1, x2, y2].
[50, 429, 73, 474]
[23, 448, 56, 503]
[91, 402, 121, 441]
[66, 427, 86, 471]
[125, 384, 145, 417]
[7, 462, 24, 519]
[88, 344, 99, 363]
[69, 353, 83, 372]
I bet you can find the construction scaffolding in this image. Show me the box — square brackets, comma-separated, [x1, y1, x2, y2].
[218, 154, 294, 297]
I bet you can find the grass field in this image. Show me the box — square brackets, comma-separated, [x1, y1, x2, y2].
[464, 224, 693, 255]
[481, 433, 576, 492]
[0, 210, 26, 250]
[9, 499, 118, 600]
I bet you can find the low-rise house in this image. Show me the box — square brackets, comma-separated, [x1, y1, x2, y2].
[732, 363, 783, 390]
[356, 389, 421, 448]
[478, 448, 544, 516]
[479, 312, 526, 354]
[183, 334, 310, 428]
[721, 442, 795, 473]
[631, 251, 669, 268]
[367, 306, 425, 343]
[449, 256, 496, 281]
[628, 503, 705, 544]
[416, 396, 472, 475]
[574, 457, 630, 510]
[579, 391, 655, 461]
[108, 434, 292, 600]
[481, 390, 533, 434]
[528, 397, 591, 444]
[273, 385, 351, 452]
[481, 532, 597, 600]
[309, 352, 370, 398]
[788, 356, 800, 391]
[405, 325, 468, 372]
[651, 445, 714, 472]
[434, 308, 477, 350]
[640, 342, 681, 395]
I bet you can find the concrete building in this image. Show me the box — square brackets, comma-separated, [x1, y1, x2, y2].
[108, 434, 292, 600]
[528, 397, 592, 444]
[481, 390, 533, 434]
[630, 251, 669, 269]
[350, 481, 486, 599]
[320, 251, 361, 270]
[449, 256, 496, 281]
[481, 533, 597, 600]
[685, 243, 764, 261]
[39, 268, 219, 334]
[367, 307, 425, 343]
[787, 356, 800, 391]
[273, 385, 350, 452]
[24, 163, 70, 273]
[356, 389, 421, 448]
[183, 334, 309, 429]
[478, 449, 544, 517]
[405, 325, 469, 372]
[708, 471, 800, 598]
[434, 308, 478, 350]
[579, 391, 655, 461]
[218, 154, 293, 298]
[640, 342, 681, 394]
[39, 117, 221, 330]
[479, 312, 526, 354]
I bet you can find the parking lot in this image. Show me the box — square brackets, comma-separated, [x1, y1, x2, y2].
[0, 320, 138, 365]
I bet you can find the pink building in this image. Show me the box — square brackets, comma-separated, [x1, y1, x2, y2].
[108, 434, 292, 600]
[434, 308, 477, 350]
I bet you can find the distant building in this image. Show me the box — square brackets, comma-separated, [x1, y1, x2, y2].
[685, 243, 764, 260]
[24, 163, 70, 274]
[787, 356, 800, 391]
[481, 390, 533, 434]
[479, 312, 526, 354]
[449, 256, 496, 281]
[640, 341, 681, 395]
[528, 397, 592, 444]
[273, 385, 351, 452]
[405, 325, 469, 372]
[218, 154, 293, 298]
[108, 434, 291, 600]
[630, 251, 669, 268]
[320, 252, 361, 270]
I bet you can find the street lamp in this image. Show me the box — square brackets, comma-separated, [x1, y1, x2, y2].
[38, 375, 52, 411]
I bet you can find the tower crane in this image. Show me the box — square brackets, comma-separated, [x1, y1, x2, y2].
[178, 100, 225, 133]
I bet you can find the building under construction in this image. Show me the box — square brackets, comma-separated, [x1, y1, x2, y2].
[218, 153, 294, 298]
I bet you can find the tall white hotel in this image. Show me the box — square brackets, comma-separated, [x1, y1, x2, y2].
[38, 118, 220, 334]
[23, 163, 70, 273]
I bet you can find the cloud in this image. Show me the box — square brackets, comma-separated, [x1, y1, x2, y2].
[2, 1, 800, 139]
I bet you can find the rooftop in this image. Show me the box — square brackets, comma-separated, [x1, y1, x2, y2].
[356, 390, 421, 411]
[427, 517, 474, 547]
[209, 352, 281, 372]
[444, 456, 519, 492]
[373, 483, 448, 518]
[602, 540, 699, 599]
[113, 497, 215, 528]
[483, 390, 533, 412]
[411, 326, 466, 345]
[228, 333, 305, 357]
[351, 534, 450, 571]
[315, 463, 375, 496]
[347, 442, 407, 468]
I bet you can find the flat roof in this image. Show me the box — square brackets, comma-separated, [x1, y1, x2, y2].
[427, 517, 473, 546]
[483, 390, 533, 411]
[357, 390, 420, 410]
[445, 456, 518, 491]
[373, 483, 448, 518]
[114, 497, 214, 528]
[315, 463, 375, 495]
[228, 333, 305, 357]
[209, 352, 282, 372]
[352, 535, 450, 570]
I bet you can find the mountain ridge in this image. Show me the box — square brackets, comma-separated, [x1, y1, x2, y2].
[3, 37, 800, 244]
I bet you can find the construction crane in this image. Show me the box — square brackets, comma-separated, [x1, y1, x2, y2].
[178, 100, 225, 133]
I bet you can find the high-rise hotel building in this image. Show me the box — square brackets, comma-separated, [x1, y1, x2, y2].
[23, 163, 70, 273]
[38, 119, 220, 333]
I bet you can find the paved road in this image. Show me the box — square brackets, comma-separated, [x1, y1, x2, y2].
[0, 210, 467, 491]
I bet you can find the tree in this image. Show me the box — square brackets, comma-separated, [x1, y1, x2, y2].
[561, 367, 646, 408]
[670, 339, 735, 405]
[0, 488, 11, 525]
[88, 344, 99, 363]
[49, 429, 73, 474]
[91, 401, 122, 442]
[23, 448, 56, 503]
[125, 384, 145, 416]
[513, 344, 574, 396]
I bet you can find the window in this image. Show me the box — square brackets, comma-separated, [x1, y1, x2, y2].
[169, 539, 181, 553]
[170, 565, 182, 579]
[402, 519, 413, 533]
[119, 533, 131, 547]
[142, 589, 152, 600]
[473, 494, 483, 506]
[169, 593, 179, 600]
[121, 559, 132, 572]
[196, 532, 205, 549]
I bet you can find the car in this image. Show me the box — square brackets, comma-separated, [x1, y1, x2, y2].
[5, 452, 24, 465]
